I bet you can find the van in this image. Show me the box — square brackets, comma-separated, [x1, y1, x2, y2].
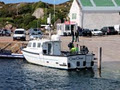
[13, 28, 26, 41]
[101, 26, 118, 35]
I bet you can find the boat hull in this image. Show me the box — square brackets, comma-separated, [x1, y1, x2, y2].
[0, 53, 24, 59]
[22, 50, 94, 70]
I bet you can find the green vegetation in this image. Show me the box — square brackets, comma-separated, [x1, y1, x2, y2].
[0, 1, 72, 29]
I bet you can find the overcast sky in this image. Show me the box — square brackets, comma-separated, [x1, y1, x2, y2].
[0, 0, 70, 4]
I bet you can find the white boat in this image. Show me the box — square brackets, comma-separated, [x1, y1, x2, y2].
[22, 35, 95, 70]
[0, 49, 24, 59]
[0, 53, 24, 59]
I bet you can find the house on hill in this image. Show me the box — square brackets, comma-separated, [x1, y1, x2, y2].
[69, 0, 120, 29]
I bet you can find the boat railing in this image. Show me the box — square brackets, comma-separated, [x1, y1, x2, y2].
[61, 50, 94, 56]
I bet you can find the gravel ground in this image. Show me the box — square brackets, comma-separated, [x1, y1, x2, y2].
[61, 35, 120, 62]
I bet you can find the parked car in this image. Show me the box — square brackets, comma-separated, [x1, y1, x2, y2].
[29, 28, 41, 35]
[82, 29, 92, 37]
[101, 27, 118, 35]
[29, 31, 42, 40]
[0, 29, 11, 36]
[13, 28, 26, 41]
[91, 29, 103, 36]
[0, 30, 2, 36]
[2, 29, 11, 36]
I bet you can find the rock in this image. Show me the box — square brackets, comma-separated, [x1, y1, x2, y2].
[5, 24, 13, 30]
[32, 8, 44, 19]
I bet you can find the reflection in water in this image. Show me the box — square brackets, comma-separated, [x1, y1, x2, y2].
[0, 59, 120, 89]
[101, 61, 120, 80]
[97, 69, 101, 78]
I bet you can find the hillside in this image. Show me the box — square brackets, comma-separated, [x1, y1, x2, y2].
[0, 0, 73, 30]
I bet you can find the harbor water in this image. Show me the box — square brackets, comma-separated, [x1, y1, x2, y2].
[0, 59, 120, 90]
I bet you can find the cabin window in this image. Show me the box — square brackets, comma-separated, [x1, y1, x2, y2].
[48, 43, 52, 55]
[33, 43, 36, 47]
[77, 62, 80, 66]
[43, 50, 47, 54]
[28, 43, 32, 47]
[37, 43, 41, 48]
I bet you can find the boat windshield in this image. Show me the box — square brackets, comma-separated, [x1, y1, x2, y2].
[27, 43, 32, 47]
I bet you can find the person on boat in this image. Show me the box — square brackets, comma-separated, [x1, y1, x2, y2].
[80, 45, 89, 54]
[76, 44, 79, 54]
[70, 44, 79, 54]
[70, 47, 76, 54]
[68, 42, 74, 50]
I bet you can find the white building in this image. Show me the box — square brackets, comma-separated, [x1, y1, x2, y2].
[69, 0, 120, 29]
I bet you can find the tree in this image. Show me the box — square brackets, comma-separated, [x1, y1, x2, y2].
[23, 14, 36, 26]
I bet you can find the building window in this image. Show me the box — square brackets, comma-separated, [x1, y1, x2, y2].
[65, 25, 70, 30]
[72, 13, 77, 19]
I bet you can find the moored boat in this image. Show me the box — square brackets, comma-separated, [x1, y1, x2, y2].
[22, 35, 95, 70]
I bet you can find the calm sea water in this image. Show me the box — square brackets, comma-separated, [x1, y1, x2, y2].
[0, 59, 120, 90]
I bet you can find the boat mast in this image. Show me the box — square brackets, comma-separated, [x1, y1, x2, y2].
[54, 0, 55, 26]
[47, 13, 51, 39]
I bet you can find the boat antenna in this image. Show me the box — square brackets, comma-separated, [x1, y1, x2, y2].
[47, 13, 51, 39]
[54, 0, 55, 27]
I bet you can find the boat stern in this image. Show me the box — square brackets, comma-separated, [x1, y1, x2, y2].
[67, 54, 94, 70]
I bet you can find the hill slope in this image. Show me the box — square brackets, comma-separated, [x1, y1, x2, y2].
[0, 0, 73, 29]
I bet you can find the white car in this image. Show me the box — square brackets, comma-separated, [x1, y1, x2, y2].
[13, 28, 26, 41]
[29, 31, 42, 40]
[91, 29, 103, 36]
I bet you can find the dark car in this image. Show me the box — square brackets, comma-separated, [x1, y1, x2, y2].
[0, 30, 2, 36]
[82, 29, 92, 37]
[2, 29, 11, 36]
[101, 27, 118, 35]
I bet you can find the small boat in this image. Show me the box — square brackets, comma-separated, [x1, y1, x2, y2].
[0, 53, 24, 59]
[22, 35, 95, 70]
[0, 49, 24, 59]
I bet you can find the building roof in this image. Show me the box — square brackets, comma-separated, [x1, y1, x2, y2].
[78, 0, 120, 12]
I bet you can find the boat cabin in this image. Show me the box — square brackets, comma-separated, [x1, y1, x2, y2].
[27, 39, 61, 56]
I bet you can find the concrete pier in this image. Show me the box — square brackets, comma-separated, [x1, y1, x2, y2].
[0, 35, 120, 63]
